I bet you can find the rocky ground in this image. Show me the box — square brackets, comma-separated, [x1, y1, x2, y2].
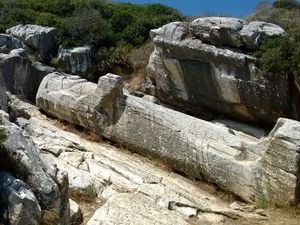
[9, 96, 300, 225]
[1, 19, 300, 225]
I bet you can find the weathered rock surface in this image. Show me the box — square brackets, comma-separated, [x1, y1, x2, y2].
[0, 67, 7, 112]
[12, 102, 268, 224]
[36, 73, 300, 207]
[0, 171, 41, 225]
[0, 49, 55, 101]
[0, 112, 70, 224]
[69, 199, 83, 225]
[190, 17, 246, 47]
[57, 46, 94, 80]
[190, 17, 285, 49]
[6, 24, 57, 62]
[147, 19, 294, 124]
[87, 193, 190, 225]
[0, 34, 25, 52]
[240, 21, 286, 49]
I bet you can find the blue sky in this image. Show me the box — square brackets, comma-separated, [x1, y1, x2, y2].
[116, 0, 271, 18]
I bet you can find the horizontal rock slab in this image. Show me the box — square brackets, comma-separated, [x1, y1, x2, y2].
[147, 20, 295, 124]
[87, 193, 190, 225]
[6, 24, 58, 62]
[36, 73, 300, 207]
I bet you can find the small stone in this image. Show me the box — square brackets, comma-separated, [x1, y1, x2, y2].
[255, 209, 266, 216]
[69, 199, 83, 225]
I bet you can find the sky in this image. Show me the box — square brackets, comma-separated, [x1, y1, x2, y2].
[116, 0, 272, 18]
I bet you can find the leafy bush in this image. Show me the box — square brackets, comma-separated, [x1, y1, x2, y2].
[273, 0, 300, 9]
[254, 34, 300, 79]
[96, 41, 132, 74]
[249, 1, 300, 80]
[248, 0, 300, 33]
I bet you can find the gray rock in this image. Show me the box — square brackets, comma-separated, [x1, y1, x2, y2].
[36, 72, 123, 134]
[16, 105, 267, 223]
[147, 20, 292, 124]
[0, 114, 70, 224]
[0, 69, 8, 112]
[87, 193, 190, 225]
[69, 199, 83, 225]
[0, 171, 41, 225]
[36, 73, 300, 207]
[0, 34, 25, 52]
[0, 50, 55, 101]
[190, 17, 245, 47]
[57, 46, 94, 80]
[6, 24, 58, 62]
[241, 21, 286, 49]
[189, 17, 285, 49]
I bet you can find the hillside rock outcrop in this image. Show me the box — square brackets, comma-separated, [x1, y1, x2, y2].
[0, 49, 55, 102]
[0, 112, 70, 225]
[0, 34, 25, 53]
[57, 46, 94, 80]
[36, 73, 300, 207]
[6, 24, 57, 62]
[190, 17, 285, 49]
[147, 18, 293, 124]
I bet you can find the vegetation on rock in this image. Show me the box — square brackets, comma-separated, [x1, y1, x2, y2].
[250, 0, 300, 79]
[0, 0, 182, 76]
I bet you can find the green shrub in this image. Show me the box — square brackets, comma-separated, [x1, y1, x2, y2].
[0, 0, 182, 74]
[273, 0, 300, 9]
[249, 1, 300, 80]
[248, 1, 300, 33]
[96, 41, 132, 74]
[254, 34, 300, 79]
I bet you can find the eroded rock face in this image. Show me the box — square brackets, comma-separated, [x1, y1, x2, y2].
[0, 34, 25, 53]
[0, 171, 41, 225]
[0, 113, 70, 225]
[0, 49, 55, 102]
[36, 73, 300, 207]
[6, 24, 57, 62]
[147, 19, 292, 124]
[57, 46, 94, 80]
[190, 17, 285, 49]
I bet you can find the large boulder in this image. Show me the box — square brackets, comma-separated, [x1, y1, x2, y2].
[240, 21, 286, 49]
[0, 171, 41, 225]
[147, 19, 292, 125]
[6, 24, 58, 62]
[190, 17, 245, 47]
[0, 49, 55, 102]
[57, 46, 94, 80]
[190, 17, 285, 49]
[0, 112, 70, 224]
[36, 73, 300, 207]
